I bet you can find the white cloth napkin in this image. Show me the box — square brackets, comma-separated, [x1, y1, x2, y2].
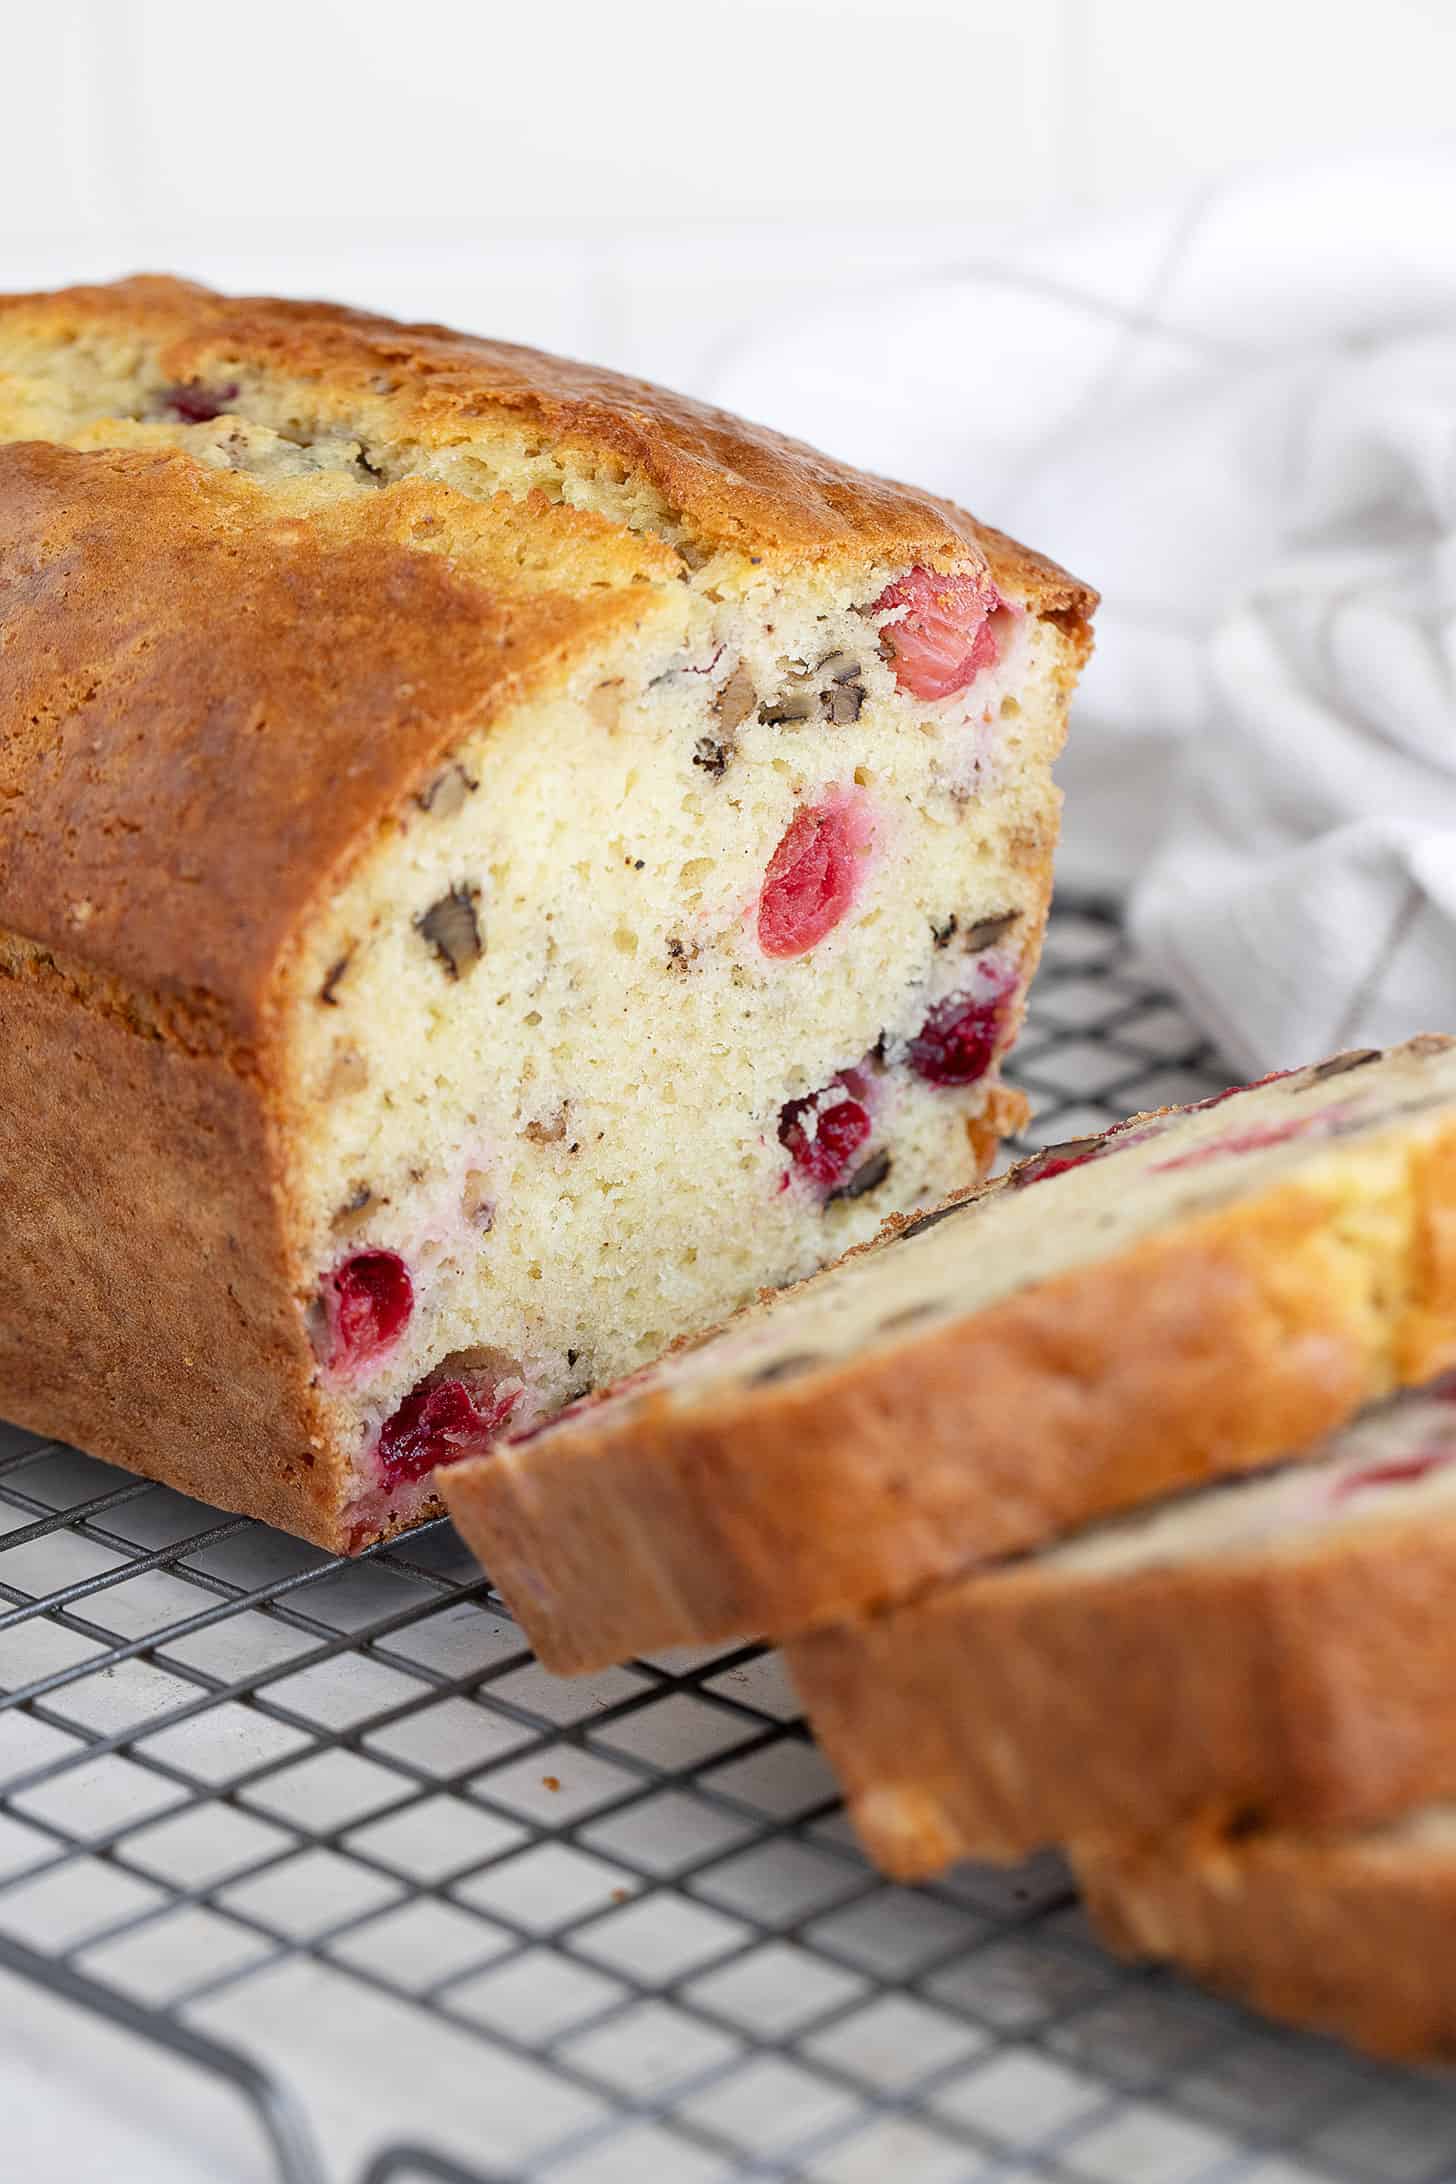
[706, 150, 1456, 1073]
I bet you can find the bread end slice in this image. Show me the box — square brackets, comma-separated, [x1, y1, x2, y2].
[1079, 1810, 1456, 2063]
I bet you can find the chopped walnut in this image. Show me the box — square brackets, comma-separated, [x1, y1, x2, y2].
[321, 1044, 369, 1099]
[432, 1342, 519, 1380]
[713, 660, 757, 731]
[319, 949, 353, 1005]
[758, 691, 817, 727]
[826, 1148, 892, 1203]
[961, 909, 1021, 952]
[819, 652, 867, 722]
[760, 649, 866, 728]
[588, 680, 625, 731]
[415, 885, 483, 979]
[330, 1182, 375, 1232]
[523, 1106, 569, 1146]
[821, 681, 865, 725]
[752, 1353, 820, 1385]
[461, 1169, 496, 1231]
[1308, 1049, 1381, 1083]
[415, 762, 477, 818]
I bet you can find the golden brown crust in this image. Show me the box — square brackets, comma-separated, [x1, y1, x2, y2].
[0, 937, 348, 1543]
[0, 440, 640, 1031]
[0, 276, 1098, 615]
[0, 280, 1095, 1073]
[956, 518, 1096, 660]
[0, 428, 646, 1545]
[0, 278, 1093, 1018]
[789, 1476, 1456, 1880]
[442, 1139, 1456, 1674]
[1395, 1124, 1456, 1380]
[965, 1083, 1031, 1175]
[1078, 1823, 1456, 2063]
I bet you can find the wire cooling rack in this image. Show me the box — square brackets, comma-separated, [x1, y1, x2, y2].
[5, 898, 1456, 2184]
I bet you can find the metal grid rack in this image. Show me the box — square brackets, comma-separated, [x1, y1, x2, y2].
[5, 898, 1456, 2184]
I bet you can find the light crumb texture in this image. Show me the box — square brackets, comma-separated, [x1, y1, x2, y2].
[443, 1037, 1456, 1671]
[790, 1364, 1456, 1878]
[0, 276, 1094, 1549]
[1079, 1804, 1456, 2063]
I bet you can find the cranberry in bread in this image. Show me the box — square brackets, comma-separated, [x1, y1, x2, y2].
[0, 277, 1093, 1549]
[443, 1038, 1456, 1671]
[792, 1371, 1456, 1878]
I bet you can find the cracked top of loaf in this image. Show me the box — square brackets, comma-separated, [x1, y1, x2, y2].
[0, 274, 1099, 568]
[0, 275, 1093, 1036]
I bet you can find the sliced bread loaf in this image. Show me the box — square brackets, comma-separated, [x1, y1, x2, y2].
[1079, 1806, 1456, 2063]
[443, 1036, 1456, 1671]
[790, 1374, 1456, 1877]
[0, 276, 1091, 1550]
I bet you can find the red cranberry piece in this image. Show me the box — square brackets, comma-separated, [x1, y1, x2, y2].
[778, 1084, 872, 1193]
[1014, 1143, 1102, 1187]
[1188, 1067, 1300, 1112]
[1150, 1113, 1338, 1174]
[376, 1377, 520, 1490]
[758, 797, 871, 959]
[908, 963, 1018, 1088]
[1332, 1446, 1456, 1501]
[1013, 1118, 1164, 1189]
[162, 380, 239, 424]
[872, 565, 1005, 702]
[323, 1251, 413, 1374]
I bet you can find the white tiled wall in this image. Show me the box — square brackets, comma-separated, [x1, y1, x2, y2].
[4, 0, 1456, 385]
[1060, 0, 1456, 207]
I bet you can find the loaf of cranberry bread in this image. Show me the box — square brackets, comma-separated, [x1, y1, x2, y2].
[444, 1037, 1456, 1670]
[792, 1372, 1456, 1878]
[1079, 1807, 1456, 2063]
[0, 276, 1095, 1550]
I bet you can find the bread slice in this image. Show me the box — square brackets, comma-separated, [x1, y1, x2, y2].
[0, 276, 1092, 1550]
[443, 1036, 1456, 1671]
[1078, 1807, 1456, 2063]
[791, 1373, 1456, 1878]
